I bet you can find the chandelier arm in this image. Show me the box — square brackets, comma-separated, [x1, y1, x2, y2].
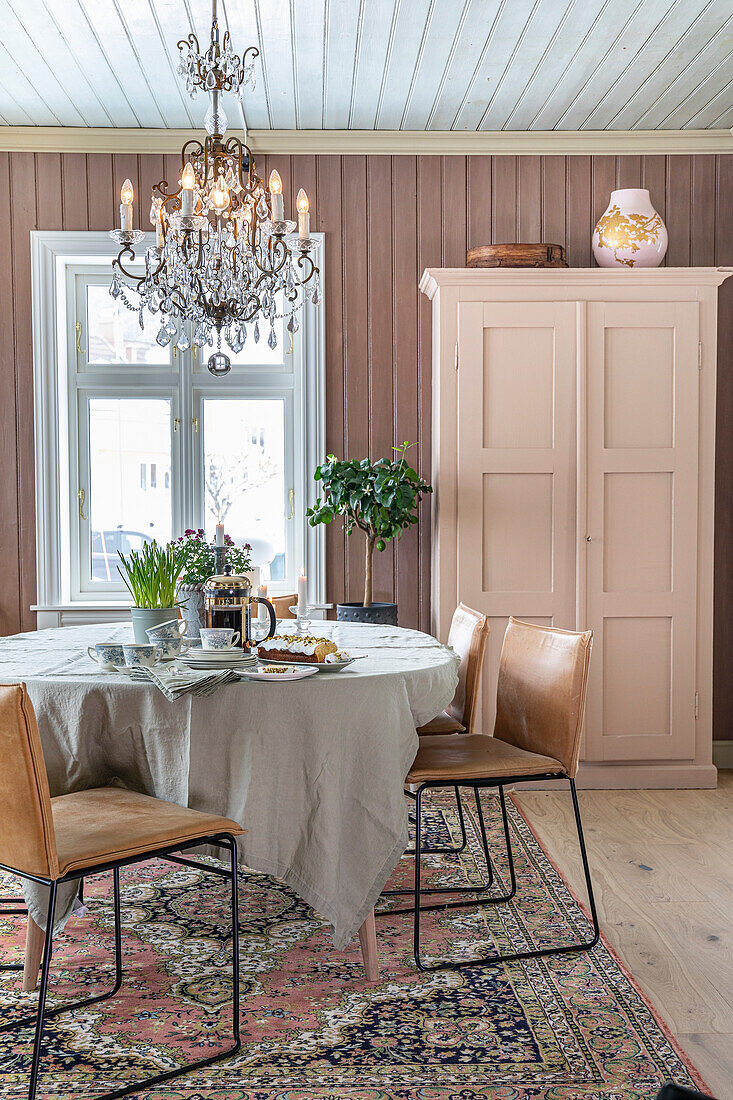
[112, 249, 146, 287]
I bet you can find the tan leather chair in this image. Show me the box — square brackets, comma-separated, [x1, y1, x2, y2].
[0, 683, 244, 1100]
[271, 594, 297, 620]
[382, 618, 598, 973]
[416, 603, 489, 736]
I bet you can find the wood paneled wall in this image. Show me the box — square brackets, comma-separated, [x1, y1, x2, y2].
[1, 151, 732, 735]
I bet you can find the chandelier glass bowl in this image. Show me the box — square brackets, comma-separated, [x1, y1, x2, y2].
[109, 1, 320, 377]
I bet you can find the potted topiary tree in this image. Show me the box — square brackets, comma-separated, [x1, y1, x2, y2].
[307, 442, 432, 625]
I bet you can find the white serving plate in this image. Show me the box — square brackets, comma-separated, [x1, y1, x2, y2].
[238, 664, 318, 682]
[257, 656, 356, 673]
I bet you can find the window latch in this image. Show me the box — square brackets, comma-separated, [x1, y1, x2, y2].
[75, 322, 84, 355]
[287, 488, 295, 520]
[173, 418, 180, 433]
[192, 417, 199, 433]
[77, 488, 87, 520]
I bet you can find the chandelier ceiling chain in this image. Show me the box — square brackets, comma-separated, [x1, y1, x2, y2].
[108, 0, 319, 376]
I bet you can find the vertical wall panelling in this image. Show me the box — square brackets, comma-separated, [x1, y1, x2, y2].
[416, 156, 441, 632]
[714, 155, 733, 744]
[9, 152, 37, 633]
[392, 155, 419, 626]
[315, 155, 346, 607]
[366, 154, 394, 605]
[0, 152, 21, 635]
[667, 154, 692, 265]
[2, 151, 733, 743]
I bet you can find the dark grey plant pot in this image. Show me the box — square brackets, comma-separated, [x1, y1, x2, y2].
[336, 602, 398, 626]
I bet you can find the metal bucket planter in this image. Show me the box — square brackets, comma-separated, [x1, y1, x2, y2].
[176, 583, 206, 640]
[129, 607, 179, 644]
[336, 602, 398, 626]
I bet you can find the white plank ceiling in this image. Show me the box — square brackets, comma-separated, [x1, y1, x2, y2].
[0, 0, 730, 131]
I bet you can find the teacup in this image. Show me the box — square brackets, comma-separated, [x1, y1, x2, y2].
[200, 628, 240, 651]
[146, 618, 190, 659]
[87, 642, 126, 672]
[122, 643, 161, 669]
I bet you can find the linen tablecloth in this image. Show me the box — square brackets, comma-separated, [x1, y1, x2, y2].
[0, 620, 458, 949]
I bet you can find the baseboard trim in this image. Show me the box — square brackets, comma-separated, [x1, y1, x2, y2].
[515, 762, 718, 791]
[713, 740, 733, 769]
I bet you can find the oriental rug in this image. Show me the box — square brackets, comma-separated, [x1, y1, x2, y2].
[0, 792, 709, 1098]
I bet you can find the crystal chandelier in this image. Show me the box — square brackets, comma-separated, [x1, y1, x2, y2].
[108, 0, 320, 377]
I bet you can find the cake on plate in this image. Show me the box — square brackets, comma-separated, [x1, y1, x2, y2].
[258, 634, 339, 664]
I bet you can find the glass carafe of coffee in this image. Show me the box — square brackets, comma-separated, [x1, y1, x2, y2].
[203, 566, 276, 650]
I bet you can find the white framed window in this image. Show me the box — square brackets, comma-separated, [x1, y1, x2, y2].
[31, 231, 325, 623]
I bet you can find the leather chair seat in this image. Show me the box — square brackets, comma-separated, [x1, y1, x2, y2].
[416, 711, 466, 736]
[51, 787, 244, 878]
[406, 734, 564, 784]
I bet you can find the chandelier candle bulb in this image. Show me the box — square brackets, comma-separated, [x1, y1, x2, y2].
[296, 188, 310, 240]
[269, 170, 284, 223]
[119, 178, 134, 232]
[180, 162, 196, 216]
[155, 209, 164, 249]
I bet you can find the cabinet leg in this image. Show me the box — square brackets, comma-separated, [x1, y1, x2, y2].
[22, 915, 45, 992]
[358, 909, 380, 982]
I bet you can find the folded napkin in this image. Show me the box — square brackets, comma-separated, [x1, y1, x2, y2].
[126, 662, 241, 701]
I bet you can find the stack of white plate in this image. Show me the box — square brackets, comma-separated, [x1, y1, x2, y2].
[178, 647, 257, 670]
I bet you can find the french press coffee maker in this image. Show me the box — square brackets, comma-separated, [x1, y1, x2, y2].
[203, 565, 277, 651]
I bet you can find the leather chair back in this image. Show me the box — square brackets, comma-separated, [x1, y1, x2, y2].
[271, 594, 297, 620]
[493, 618, 592, 777]
[445, 604, 490, 733]
[0, 684, 59, 880]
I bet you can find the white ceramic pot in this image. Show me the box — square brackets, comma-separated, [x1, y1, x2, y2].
[592, 188, 668, 268]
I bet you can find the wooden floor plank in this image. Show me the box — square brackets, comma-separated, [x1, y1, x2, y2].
[513, 772, 733, 1092]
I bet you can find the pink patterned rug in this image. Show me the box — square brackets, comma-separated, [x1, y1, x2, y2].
[0, 791, 710, 1098]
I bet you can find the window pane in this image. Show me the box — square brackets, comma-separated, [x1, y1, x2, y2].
[203, 399, 286, 578]
[88, 399, 172, 583]
[86, 285, 167, 365]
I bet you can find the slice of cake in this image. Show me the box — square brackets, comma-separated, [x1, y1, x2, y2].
[258, 634, 339, 664]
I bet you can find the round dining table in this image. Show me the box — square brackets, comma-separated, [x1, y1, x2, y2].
[0, 619, 459, 979]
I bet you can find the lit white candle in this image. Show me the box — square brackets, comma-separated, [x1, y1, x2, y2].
[181, 162, 195, 217]
[296, 188, 310, 240]
[297, 569, 307, 611]
[119, 178, 134, 232]
[269, 170, 284, 223]
[215, 524, 225, 547]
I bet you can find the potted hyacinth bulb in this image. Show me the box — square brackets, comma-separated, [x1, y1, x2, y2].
[117, 540, 186, 643]
[306, 442, 432, 625]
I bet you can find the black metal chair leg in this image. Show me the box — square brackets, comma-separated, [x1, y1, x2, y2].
[379, 786, 513, 916]
[0, 889, 29, 972]
[27, 881, 57, 1100]
[2, 834, 243, 1100]
[413, 778, 600, 973]
[407, 785, 470, 856]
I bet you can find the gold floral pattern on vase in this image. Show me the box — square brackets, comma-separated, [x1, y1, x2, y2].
[593, 188, 668, 268]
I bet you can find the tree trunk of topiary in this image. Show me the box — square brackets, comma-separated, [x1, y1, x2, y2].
[364, 534, 375, 608]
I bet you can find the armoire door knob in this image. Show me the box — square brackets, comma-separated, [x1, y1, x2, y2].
[585, 536, 592, 542]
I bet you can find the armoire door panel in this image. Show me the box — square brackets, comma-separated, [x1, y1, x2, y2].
[603, 327, 674, 449]
[603, 472, 673, 593]
[583, 300, 699, 763]
[457, 300, 577, 735]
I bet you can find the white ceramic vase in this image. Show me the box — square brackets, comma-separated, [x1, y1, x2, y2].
[592, 188, 668, 268]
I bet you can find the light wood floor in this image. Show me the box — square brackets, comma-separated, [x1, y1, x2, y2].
[513, 771, 733, 1099]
